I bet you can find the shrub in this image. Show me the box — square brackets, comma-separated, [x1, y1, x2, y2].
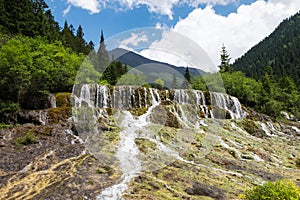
[14, 130, 38, 146]
[243, 180, 300, 200]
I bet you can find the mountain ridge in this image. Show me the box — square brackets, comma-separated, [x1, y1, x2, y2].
[109, 48, 208, 77]
[233, 11, 300, 85]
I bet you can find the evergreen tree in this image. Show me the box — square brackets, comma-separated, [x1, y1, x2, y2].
[219, 44, 232, 72]
[182, 67, 191, 89]
[171, 73, 178, 89]
[97, 30, 110, 73]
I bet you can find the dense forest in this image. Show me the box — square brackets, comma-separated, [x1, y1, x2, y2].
[233, 11, 300, 87]
[0, 0, 129, 121]
[0, 0, 299, 122]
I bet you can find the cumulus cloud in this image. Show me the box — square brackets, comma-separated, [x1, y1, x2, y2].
[140, 30, 217, 72]
[64, 0, 236, 18]
[171, 0, 299, 65]
[120, 33, 148, 47]
[66, 0, 100, 14]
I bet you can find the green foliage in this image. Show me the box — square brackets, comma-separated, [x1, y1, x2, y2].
[154, 78, 164, 89]
[14, 130, 38, 146]
[117, 73, 146, 86]
[221, 71, 262, 107]
[219, 70, 299, 119]
[101, 61, 128, 85]
[182, 67, 191, 88]
[0, 123, 14, 129]
[0, 1, 92, 54]
[219, 44, 232, 72]
[243, 180, 300, 200]
[233, 11, 300, 87]
[0, 36, 84, 109]
[191, 75, 207, 91]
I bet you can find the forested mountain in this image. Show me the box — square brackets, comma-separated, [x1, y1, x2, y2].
[109, 48, 206, 76]
[233, 11, 300, 85]
[0, 0, 93, 54]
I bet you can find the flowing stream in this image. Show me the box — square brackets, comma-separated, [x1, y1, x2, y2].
[96, 89, 161, 200]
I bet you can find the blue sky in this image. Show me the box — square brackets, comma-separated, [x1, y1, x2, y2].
[45, 0, 255, 44]
[45, 0, 299, 68]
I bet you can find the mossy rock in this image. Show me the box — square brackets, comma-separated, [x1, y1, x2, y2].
[48, 107, 71, 124]
[241, 119, 265, 138]
[211, 108, 231, 119]
[96, 166, 113, 175]
[135, 138, 157, 154]
[55, 93, 71, 107]
[129, 107, 147, 116]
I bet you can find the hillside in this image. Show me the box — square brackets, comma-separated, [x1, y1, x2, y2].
[233, 11, 300, 85]
[0, 86, 299, 199]
[109, 48, 206, 76]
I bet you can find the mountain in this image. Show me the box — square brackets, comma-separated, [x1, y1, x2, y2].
[109, 48, 207, 77]
[233, 11, 300, 84]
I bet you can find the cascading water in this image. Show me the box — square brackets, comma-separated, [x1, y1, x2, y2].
[72, 84, 247, 199]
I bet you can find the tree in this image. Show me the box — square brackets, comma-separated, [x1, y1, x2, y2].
[182, 67, 191, 89]
[97, 30, 110, 72]
[219, 44, 232, 72]
[171, 73, 178, 89]
[154, 78, 164, 89]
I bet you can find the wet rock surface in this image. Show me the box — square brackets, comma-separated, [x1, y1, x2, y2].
[186, 182, 225, 199]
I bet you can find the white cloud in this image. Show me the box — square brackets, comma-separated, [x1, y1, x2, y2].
[120, 33, 148, 47]
[140, 30, 217, 72]
[64, 0, 237, 18]
[171, 0, 299, 66]
[63, 5, 71, 16]
[66, 0, 100, 14]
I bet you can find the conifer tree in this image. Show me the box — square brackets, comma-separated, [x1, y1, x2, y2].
[171, 73, 178, 89]
[97, 30, 110, 72]
[182, 67, 191, 89]
[219, 44, 232, 72]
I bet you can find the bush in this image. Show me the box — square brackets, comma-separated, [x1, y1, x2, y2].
[14, 130, 38, 146]
[243, 180, 300, 200]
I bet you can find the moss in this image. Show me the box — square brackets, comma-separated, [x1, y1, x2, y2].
[55, 93, 71, 107]
[14, 129, 39, 146]
[129, 107, 147, 116]
[96, 166, 112, 174]
[135, 138, 157, 153]
[241, 119, 265, 138]
[105, 108, 117, 116]
[48, 107, 71, 124]
[0, 123, 14, 129]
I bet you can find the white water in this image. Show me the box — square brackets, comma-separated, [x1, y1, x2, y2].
[97, 89, 161, 200]
[72, 84, 248, 199]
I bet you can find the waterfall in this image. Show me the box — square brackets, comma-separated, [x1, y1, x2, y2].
[96, 91, 162, 200]
[210, 92, 245, 119]
[72, 84, 246, 120]
[71, 84, 247, 199]
[48, 94, 56, 108]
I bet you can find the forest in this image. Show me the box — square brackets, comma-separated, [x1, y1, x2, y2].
[0, 0, 299, 122]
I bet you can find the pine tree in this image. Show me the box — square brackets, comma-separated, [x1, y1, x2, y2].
[182, 67, 191, 89]
[219, 44, 232, 72]
[171, 73, 178, 89]
[97, 30, 110, 73]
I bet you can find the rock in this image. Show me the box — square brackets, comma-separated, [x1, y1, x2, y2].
[17, 110, 48, 125]
[185, 182, 225, 200]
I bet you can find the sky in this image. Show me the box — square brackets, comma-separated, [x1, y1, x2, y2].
[45, 0, 299, 71]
